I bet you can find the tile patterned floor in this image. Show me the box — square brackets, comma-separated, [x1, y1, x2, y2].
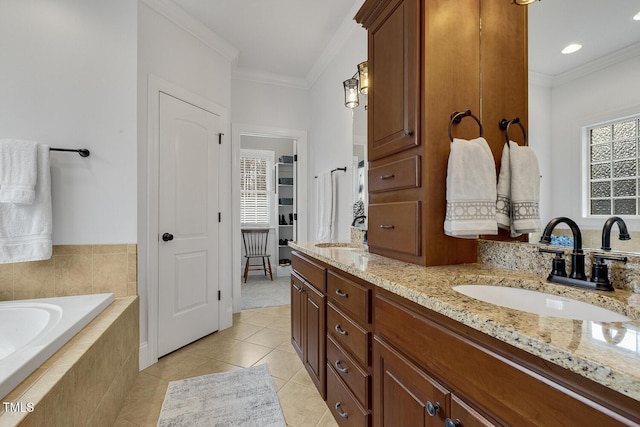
[114, 305, 338, 427]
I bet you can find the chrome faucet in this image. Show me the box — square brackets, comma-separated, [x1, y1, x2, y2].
[601, 216, 631, 251]
[539, 217, 586, 280]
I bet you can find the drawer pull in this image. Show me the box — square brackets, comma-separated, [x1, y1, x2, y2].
[335, 324, 348, 336]
[292, 284, 304, 293]
[335, 402, 349, 419]
[379, 224, 395, 229]
[334, 360, 349, 374]
[426, 401, 441, 417]
[335, 289, 349, 298]
[445, 418, 462, 427]
[379, 173, 395, 180]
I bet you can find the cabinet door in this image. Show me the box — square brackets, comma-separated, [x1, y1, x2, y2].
[373, 337, 449, 427]
[368, 0, 420, 161]
[448, 394, 498, 427]
[304, 281, 327, 399]
[290, 272, 305, 358]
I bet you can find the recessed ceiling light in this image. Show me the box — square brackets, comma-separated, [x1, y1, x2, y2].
[561, 44, 582, 54]
[633, 11, 640, 21]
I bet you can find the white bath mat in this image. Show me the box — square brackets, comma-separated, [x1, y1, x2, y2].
[157, 364, 286, 427]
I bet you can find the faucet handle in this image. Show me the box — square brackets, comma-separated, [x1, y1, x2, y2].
[591, 255, 627, 291]
[593, 254, 628, 264]
[538, 248, 567, 277]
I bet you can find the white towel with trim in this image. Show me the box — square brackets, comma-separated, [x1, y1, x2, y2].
[0, 139, 38, 204]
[316, 171, 335, 241]
[444, 137, 498, 238]
[496, 141, 541, 236]
[0, 143, 52, 263]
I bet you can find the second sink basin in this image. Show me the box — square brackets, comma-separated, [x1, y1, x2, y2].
[453, 285, 630, 322]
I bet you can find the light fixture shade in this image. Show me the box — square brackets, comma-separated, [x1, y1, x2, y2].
[357, 61, 369, 95]
[512, 0, 538, 4]
[343, 78, 359, 109]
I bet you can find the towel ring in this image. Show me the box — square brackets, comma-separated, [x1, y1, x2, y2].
[498, 117, 527, 148]
[448, 110, 483, 142]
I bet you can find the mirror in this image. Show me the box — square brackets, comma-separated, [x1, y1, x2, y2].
[528, 1, 640, 253]
[352, 99, 367, 229]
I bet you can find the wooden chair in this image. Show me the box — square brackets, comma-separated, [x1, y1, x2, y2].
[241, 228, 273, 283]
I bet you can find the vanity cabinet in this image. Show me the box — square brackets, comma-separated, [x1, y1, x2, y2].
[291, 252, 327, 398]
[356, 0, 528, 266]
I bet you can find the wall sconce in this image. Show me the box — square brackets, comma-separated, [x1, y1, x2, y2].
[343, 61, 369, 109]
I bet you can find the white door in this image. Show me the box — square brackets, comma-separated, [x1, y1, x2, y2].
[158, 92, 220, 357]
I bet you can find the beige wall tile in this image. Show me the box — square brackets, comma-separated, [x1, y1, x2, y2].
[54, 254, 93, 296]
[93, 244, 128, 254]
[127, 251, 137, 284]
[13, 258, 55, 300]
[0, 263, 13, 300]
[93, 253, 128, 296]
[53, 245, 92, 255]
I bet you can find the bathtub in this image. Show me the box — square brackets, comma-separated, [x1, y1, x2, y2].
[0, 293, 114, 401]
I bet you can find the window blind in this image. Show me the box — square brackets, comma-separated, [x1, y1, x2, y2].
[240, 150, 273, 226]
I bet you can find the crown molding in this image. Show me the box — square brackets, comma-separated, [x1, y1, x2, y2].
[139, 0, 239, 62]
[552, 42, 640, 87]
[231, 66, 309, 90]
[528, 70, 553, 87]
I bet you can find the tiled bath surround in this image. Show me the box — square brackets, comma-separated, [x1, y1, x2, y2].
[478, 239, 640, 293]
[0, 244, 138, 301]
[0, 296, 139, 426]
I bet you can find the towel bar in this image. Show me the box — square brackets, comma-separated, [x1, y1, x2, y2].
[50, 148, 90, 157]
[314, 167, 347, 178]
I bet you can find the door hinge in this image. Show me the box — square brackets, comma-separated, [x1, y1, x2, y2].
[293, 213, 297, 220]
[218, 290, 221, 301]
[218, 212, 221, 222]
[293, 154, 297, 162]
[218, 133, 224, 144]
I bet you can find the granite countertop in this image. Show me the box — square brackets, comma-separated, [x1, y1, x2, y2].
[289, 241, 640, 402]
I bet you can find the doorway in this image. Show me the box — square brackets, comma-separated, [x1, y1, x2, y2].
[231, 124, 309, 313]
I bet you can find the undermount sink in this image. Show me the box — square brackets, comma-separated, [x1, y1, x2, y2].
[453, 285, 630, 322]
[314, 243, 362, 250]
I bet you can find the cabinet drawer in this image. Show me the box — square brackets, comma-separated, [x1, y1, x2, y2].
[327, 365, 370, 427]
[367, 201, 420, 256]
[327, 271, 371, 325]
[327, 335, 370, 409]
[327, 302, 370, 367]
[292, 251, 326, 292]
[368, 155, 420, 193]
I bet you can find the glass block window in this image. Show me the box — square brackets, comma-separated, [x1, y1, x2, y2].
[588, 115, 640, 216]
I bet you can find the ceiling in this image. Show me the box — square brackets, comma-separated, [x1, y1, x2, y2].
[171, 0, 640, 85]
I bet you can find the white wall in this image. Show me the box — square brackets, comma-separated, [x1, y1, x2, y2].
[137, 2, 233, 368]
[0, 0, 137, 244]
[308, 23, 367, 241]
[545, 54, 640, 230]
[528, 79, 552, 227]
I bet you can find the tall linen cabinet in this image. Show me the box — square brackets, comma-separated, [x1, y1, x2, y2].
[356, 0, 528, 266]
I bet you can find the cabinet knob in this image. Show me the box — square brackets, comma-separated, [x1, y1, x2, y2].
[404, 129, 414, 137]
[445, 418, 462, 427]
[334, 360, 349, 374]
[426, 401, 441, 417]
[334, 402, 349, 419]
[334, 324, 348, 335]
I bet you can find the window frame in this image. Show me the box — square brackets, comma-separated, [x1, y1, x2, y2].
[240, 149, 275, 228]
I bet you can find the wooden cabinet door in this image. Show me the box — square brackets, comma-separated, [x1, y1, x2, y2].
[448, 394, 498, 427]
[373, 337, 449, 427]
[290, 272, 305, 358]
[368, 0, 420, 161]
[304, 281, 327, 399]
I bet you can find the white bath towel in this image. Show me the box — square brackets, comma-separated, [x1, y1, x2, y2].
[316, 171, 337, 242]
[0, 139, 38, 204]
[0, 144, 52, 263]
[496, 141, 541, 236]
[444, 137, 498, 238]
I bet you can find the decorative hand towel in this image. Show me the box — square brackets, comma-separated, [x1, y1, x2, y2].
[316, 171, 334, 241]
[444, 137, 497, 238]
[0, 144, 52, 263]
[0, 139, 38, 204]
[496, 141, 541, 236]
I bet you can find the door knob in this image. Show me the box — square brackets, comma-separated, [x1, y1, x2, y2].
[162, 233, 174, 242]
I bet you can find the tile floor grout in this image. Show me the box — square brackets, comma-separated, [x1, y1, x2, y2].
[114, 304, 337, 427]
